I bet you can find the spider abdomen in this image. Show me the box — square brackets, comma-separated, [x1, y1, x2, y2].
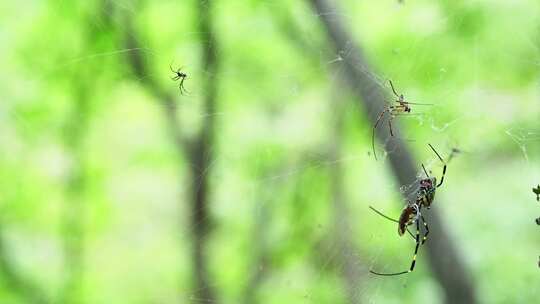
[398, 205, 417, 236]
[417, 191, 435, 208]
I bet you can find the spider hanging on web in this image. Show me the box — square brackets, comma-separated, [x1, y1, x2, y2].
[372, 80, 432, 160]
[170, 64, 189, 95]
[369, 144, 447, 276]
[533, 185, 540, 226]
[532, 184, 540, 202]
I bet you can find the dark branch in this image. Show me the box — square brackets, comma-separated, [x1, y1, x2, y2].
[123, 25, 191, 155]
[308, 0, 477, 303]
[188, 1, 220, 302]
[122, 1, 220, 302]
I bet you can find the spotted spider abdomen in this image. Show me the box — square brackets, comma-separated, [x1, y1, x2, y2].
[417, 177, 437, 208]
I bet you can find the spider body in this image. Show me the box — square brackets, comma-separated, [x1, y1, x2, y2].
[369, 144, 447, 276]
[170, 65, 189, 95]
[397, 205, 417, 236]
[371, 80, 431, 160]
[533, 185, 540, 201]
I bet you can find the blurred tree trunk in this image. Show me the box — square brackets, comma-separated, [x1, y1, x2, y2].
[308, 0, 477, 303]
[123, 1, 220, 302]
[60, 81, 89, 304]
[190, 1, 220, 302]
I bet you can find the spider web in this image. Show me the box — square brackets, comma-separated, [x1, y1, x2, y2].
[0, 0, 539, 303]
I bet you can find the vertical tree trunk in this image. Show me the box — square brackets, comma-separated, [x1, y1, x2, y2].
[123, 1, 220, 301]
[308, 0, 477, 303]
[60, 82, 89, 304]
[189, 2, 220, 302]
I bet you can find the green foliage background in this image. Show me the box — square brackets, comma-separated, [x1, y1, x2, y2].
[0, 0, 539, 303]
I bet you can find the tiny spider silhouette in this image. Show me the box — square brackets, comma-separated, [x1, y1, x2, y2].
[170, 65, 188, 95]
[533, 185, 540, 201]
[372, 80, 432, 160]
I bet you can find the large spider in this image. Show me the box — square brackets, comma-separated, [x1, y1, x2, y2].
[369, 144, 447, 276]
[372, 80, 431, 160]
[170, 64, 189, 95]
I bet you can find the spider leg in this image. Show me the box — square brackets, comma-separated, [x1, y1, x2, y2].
[388, 79, 400, 98]
[368, 206, 398, 222]
[179, 81, 186, 95]
[420, 215, 429, 245]
[370, 217, 421, 276]
[428, 144, 447, 187]
[421, 164, 429, 178]
[373, 109, 388, 130]
[179, 79, 189, 95]
[369, 206, 415, 239]
[403, 101, 433, 106]
[372, 108, 389, 160]
[436, 163, 447, 188]
[388, 116, 394, 137]
[409, 218, 421, 271]
[387, 105, 404, 137]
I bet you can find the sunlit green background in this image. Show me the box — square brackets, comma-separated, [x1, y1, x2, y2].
[1, 0, 539, 303]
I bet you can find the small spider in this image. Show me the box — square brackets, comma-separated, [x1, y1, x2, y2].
[170, 64, 188, 95]
[369, 144, 447, 276]
[372, 80, 431, 160]
[533, 185, 540, 202]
